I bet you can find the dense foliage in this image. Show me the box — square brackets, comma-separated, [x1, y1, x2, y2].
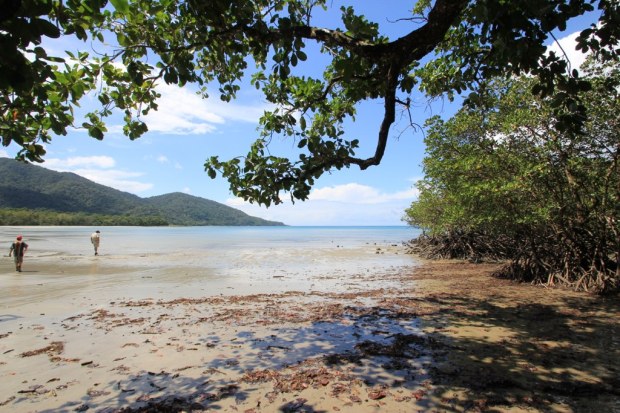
[1, 0, 619, 205]
[405, 58, 620, 293]
[0, 208, 168, 226]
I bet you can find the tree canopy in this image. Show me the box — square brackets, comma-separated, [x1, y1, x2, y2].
[405, 57, 619, 293]
[1, 0, 619, 205]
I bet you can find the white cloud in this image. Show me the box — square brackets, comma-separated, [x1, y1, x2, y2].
[310, 183, 418, 204]
[45, 155, 116, 169]
[142, 84, 268, 135]
[225, 182, 419, 226]
[547, 31, 588, 71]
[309, 183, 380, 203]
[157, 155, 169, 163]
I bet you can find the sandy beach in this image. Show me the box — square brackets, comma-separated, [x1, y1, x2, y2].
[1, 238, 619, 412]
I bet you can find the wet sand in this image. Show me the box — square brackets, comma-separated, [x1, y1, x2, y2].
[1, 253, 619, 412]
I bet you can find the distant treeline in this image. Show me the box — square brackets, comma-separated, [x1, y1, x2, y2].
[0, 208, 169, 226]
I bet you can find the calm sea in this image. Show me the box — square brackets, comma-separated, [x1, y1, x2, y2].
[1, 225, 420, 256]
[1, 226, 422, 307]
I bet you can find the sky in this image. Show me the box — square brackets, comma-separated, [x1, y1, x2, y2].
[0, 3, 596, 226]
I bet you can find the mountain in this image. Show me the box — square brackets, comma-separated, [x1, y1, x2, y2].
[143, 192, 281, 225]
[0, 158, 285, 226]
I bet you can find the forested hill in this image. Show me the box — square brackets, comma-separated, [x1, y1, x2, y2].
[0, 158, 285, 226]
[143, 192, 283, 226]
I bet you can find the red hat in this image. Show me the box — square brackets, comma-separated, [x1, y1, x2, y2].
[16, 235, 22, 240]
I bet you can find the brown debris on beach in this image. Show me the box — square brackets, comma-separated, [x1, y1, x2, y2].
[19, 341, 64, 358]
[1, 260, 618, 412]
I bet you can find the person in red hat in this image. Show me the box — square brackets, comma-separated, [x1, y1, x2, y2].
[9, 235, 28, 272]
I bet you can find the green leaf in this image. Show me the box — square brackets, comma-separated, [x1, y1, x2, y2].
[109, 0, 130, 14]
[90, 127, 104, 140]
[32, 18, 61, 38]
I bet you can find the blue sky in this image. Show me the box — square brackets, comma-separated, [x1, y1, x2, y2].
[1, 3, 595, 226]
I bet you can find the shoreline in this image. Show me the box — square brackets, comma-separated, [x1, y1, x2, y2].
[1, 258, 618, 412]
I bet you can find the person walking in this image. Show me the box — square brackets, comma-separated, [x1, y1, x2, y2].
[90, 230, 101, 256]
[9, 235, 28, 272]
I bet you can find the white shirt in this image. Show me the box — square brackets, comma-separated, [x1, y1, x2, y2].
[91, 232, 100, 245]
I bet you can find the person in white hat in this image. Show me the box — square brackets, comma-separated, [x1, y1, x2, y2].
[9, 235, 28, 272]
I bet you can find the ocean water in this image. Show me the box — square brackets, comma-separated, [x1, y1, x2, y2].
[1, 225, 420, 258]
[0, 226, 422, 308]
